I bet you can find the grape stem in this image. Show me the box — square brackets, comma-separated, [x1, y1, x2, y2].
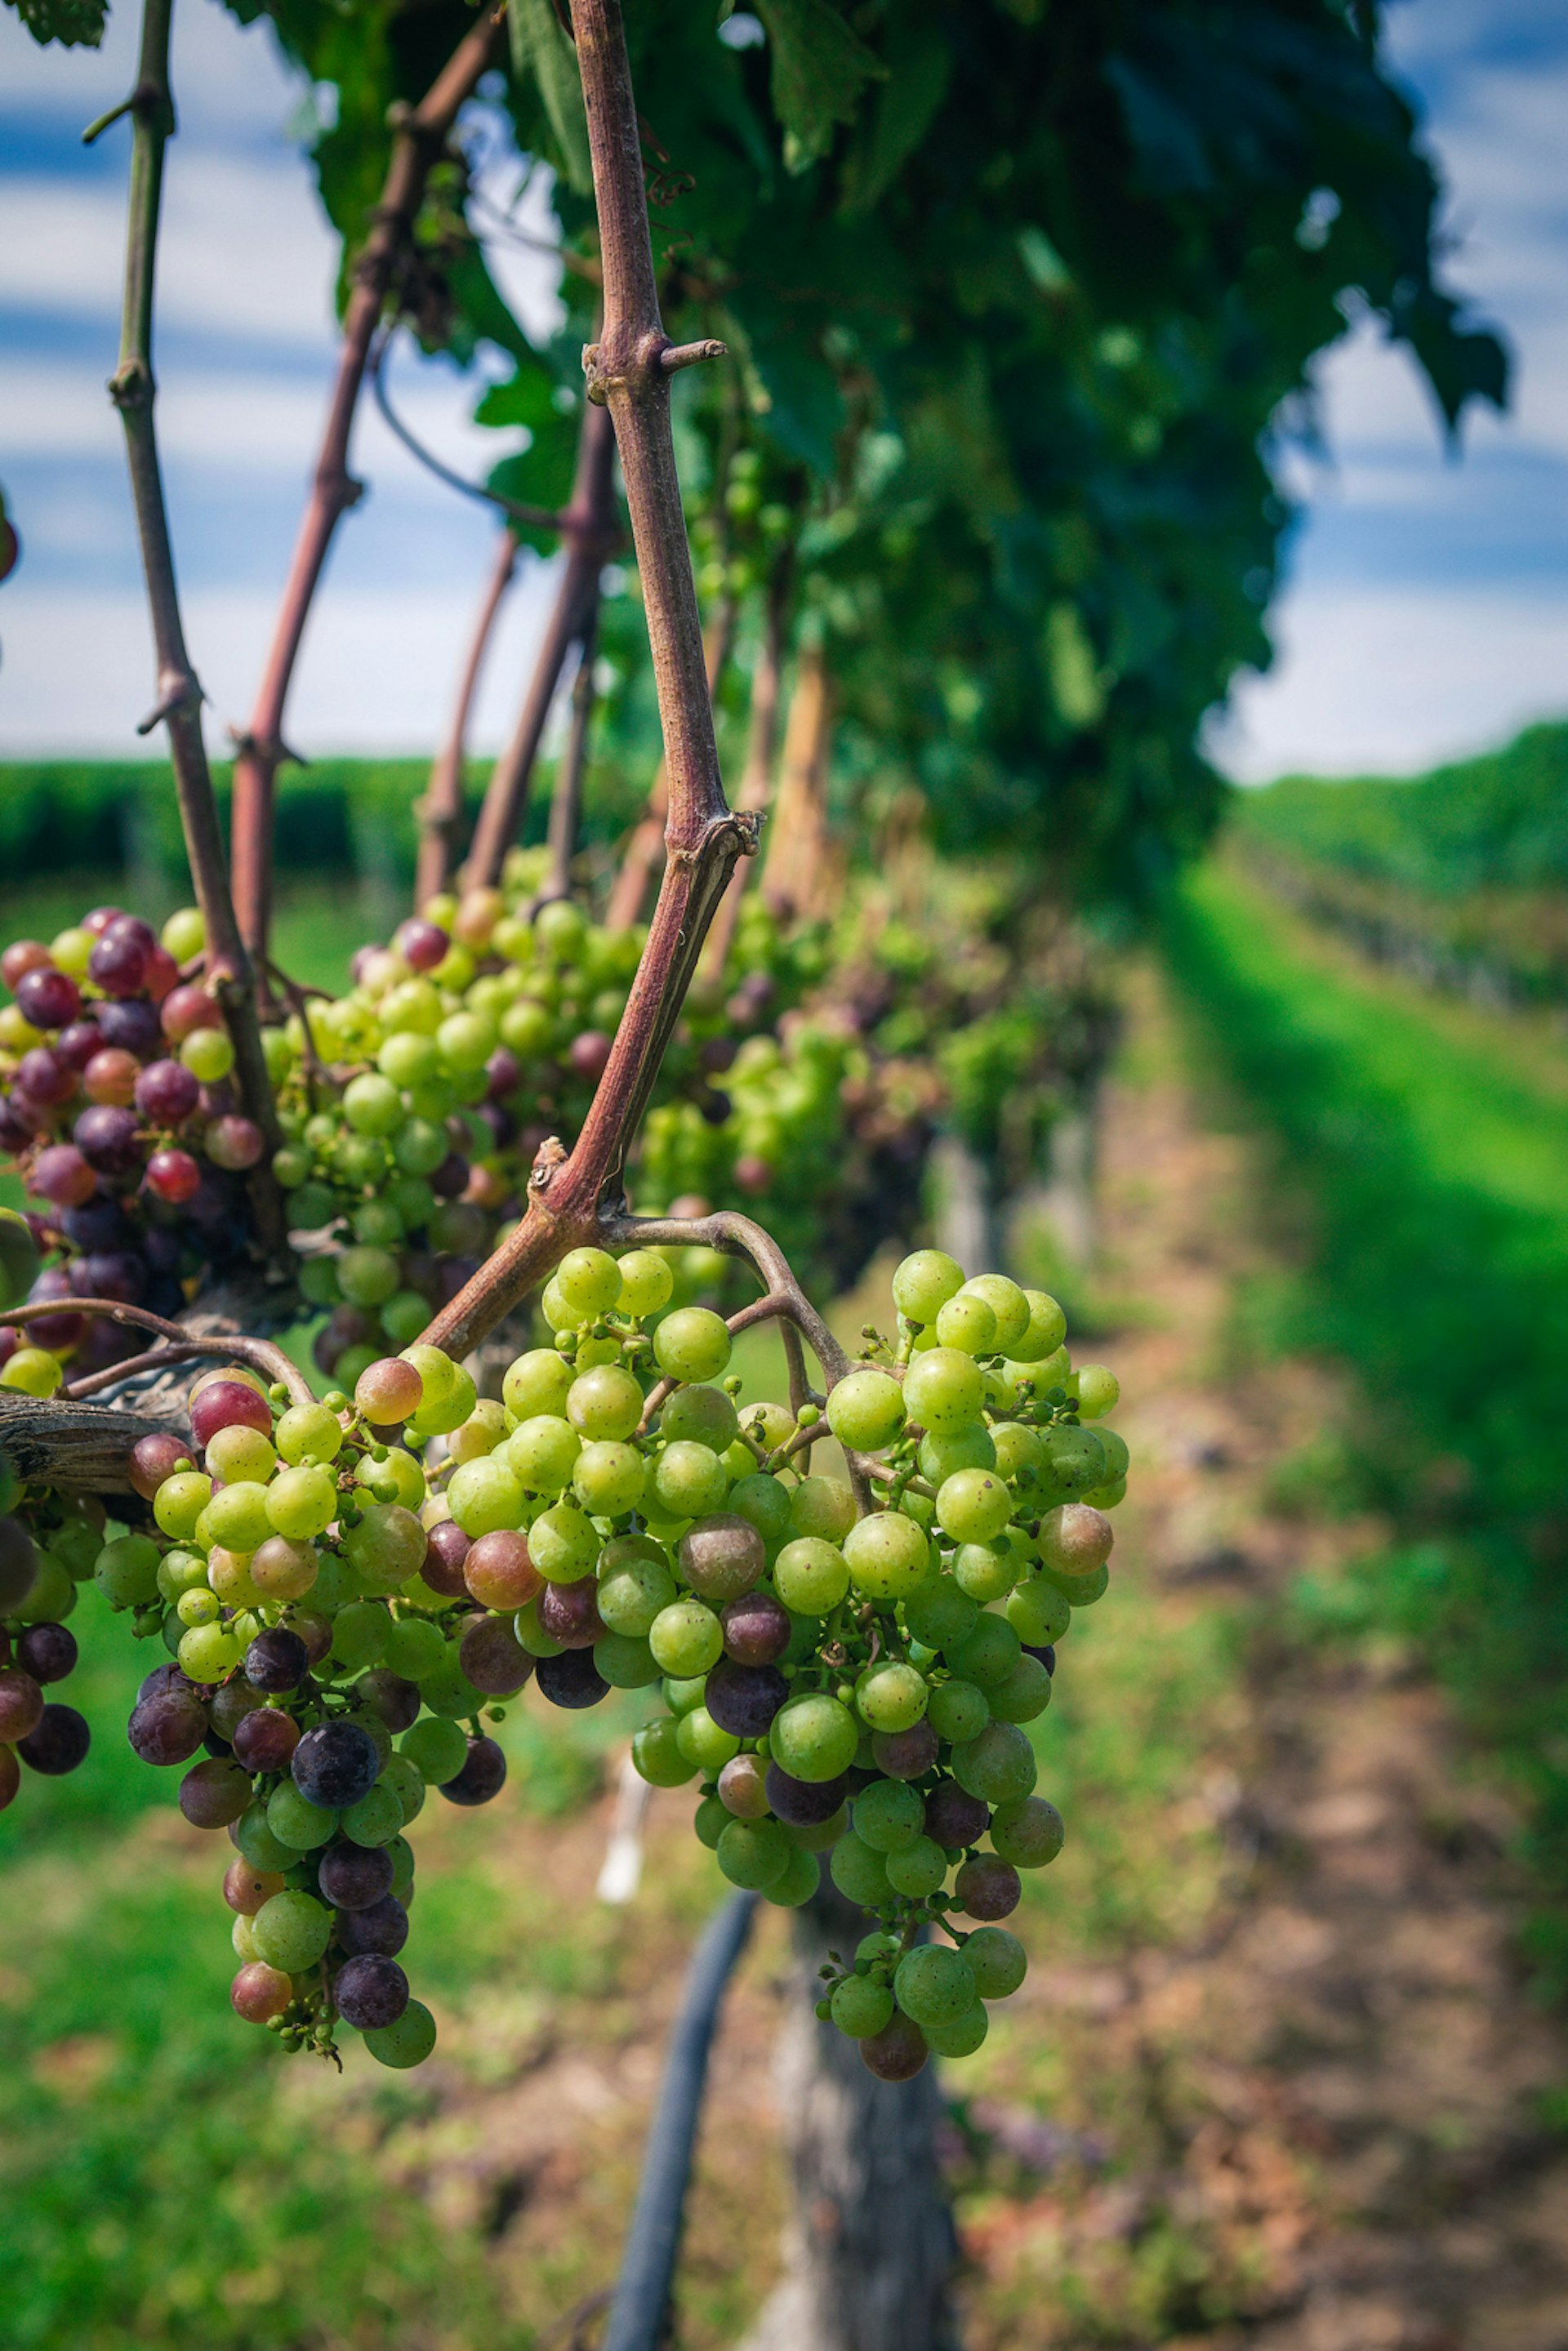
[461, 396, 619, 891]
[700, 545, 795, 980]
[417, 0, 760, 1362]
[0, 1298, 314, 1406]
[105, 0, 284, 1245]
[415, 528, 521, 910]
[227, 5, 506, 964]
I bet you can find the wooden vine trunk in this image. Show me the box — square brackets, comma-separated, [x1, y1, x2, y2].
[761, 641, 834, 920]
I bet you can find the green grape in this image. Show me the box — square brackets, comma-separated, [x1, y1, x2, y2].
[513, 1599, 566, 1659]
[891, 1249, 964, 1325]
[653, 1440, 729, 1519]
[830, 1975, 896, 2040]
[566, 1365, 644, 1443]
[447, 1457, 524, 1537]
[842, 1511, 929, 1601]
[771, 1692, 858, 1783]
[344, 1503, 427, 1594]
[594, 1631, 661, 1689]
[884, 1837, 949, 1898]
[337, 1246, 401, 1308]
[789, 1476, 856, 1542]
[927, 1677, 990, 1743]
[1073, 1365, 1120, 1419]
[252, 1890, 332, 1972]
[386, 1834, 416, 1903]
[555, 1247, 623, 1320]
[205, 1424, 277, 1485]
[296, 1255, 341, 1308]
[653, 1307, 732, 1383]
[180, 1026, 235, 1083]
[504, 1414, 582, 1494]
[617, 1249, 674, 1316]
[383, 1616, 445, 1680]
[176, 1588, 219, 1628]
[1009, 1289, 1068, 1362]
[893, 1944, 976, 2028]
[648, 1599, 724, 1677]
[94, 1534, 161, 1607]
[829, 1831, 891, 1908]
[959, 1275, 1030, 1353]
[1082, 1476, 1127, 1510]
[773, 1536, 849, 1615]
[156, 1547, 209, 1602]
[991, 1423, 1042, 1482]
[853, 1777, 925, 1854]
[987, 1655, 1053, 1724]
[266, 1463, 338, 1542]
[1004, 1574, 1071, 1645]
[178, 1621, 240, 1680]
[903, 1581, 978, 1650]
[364, 2001, 438, 2068]
[1094, 1428, 1130, 1482]
[694, 1792, 728, 1848]
[540, 1276, 571, 1332]
[766, 1844, 821, 1907]
[857, 1661, 929, 1733]
[153, 1472, 212, 1540]
[573, 1440, 646, 1516]
[596, 1538, 677, 1636]
[1038, 1557, 1107, 1608]
[946, 1614, 1021, 1689]
[235, 1805, 294, 1872]
[660, 1384, 738, 1451]
[331, 1601, 387, 1672]
[267, 1783, 339, 1851]
[934, 1293, 996, 1355]
[380, 1290, 433, 1349]
[989, 1795, 1064, 1868]
[357, 1445, 426, 1512]
[738, 1400, 794, 1454]
[528, 1502, 599, 1582]
[284, 1180, 336, 1230]
[502, 1349, 575, 1422]
[924, 2003, 990, 2059]
[275, 1403, 343, 1467]
[781, 1804, 849, 1853]
[341, 1783, 405, 1847]
[952, 1720, 1038, 1805]
[385, 1177, 437, 1233]
[825, 1369, 906, 1453]
[392, 1117, 448, 1177]
[661, 1674, 709, 1716]
[418, 1647, 485, 1721]
[1041, 1426, 1106, 1496]
[902, 1347, 985, 1435]
[632, 1718, 696, 1787]
[205, 1481, 275, 1554]
[675, 1706, 741, 1772]
[935, 1467, 1013, 1546]
[406, 1364, 478, 1440]
[401, 1716, 469, 1784]
[953, 1540, 1018, 1605]
[379, 1753, 425, 1824]
[917, 1426, 996, 1482]
[727, 1472, 792, 1547]
[376, 1032, 439, 1089]
[342, 1072, 403, 1137]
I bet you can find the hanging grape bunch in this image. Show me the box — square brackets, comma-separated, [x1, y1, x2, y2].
[0, 906, 265, 1391]
[82, 1222, 1122, 2079]
[0, 1479, 96, 1812]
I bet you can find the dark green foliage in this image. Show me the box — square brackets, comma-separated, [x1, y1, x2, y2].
[4, 0, 106, 45]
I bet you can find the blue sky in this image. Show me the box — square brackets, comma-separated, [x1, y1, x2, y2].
[1, 0, 1565, 779]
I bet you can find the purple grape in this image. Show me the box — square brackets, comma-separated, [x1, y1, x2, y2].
[0, 1095, 41, 1151]
[244, 1627, 309, 1693]
[439, 1732, 507, 1806]
[73, 1104, 143, 1176]
[17, 1048, 77, 1107]
[336, 1895, 409, 1958]
[704, 1659, 788, 1738]
[78, 1249, 148, 1304]
[138, 1662, 198, 1702]
[924, 1780, 990, 1852]
[29, 1143, 96, 1210]
[318, 1840, 395, 1911]
[61, 1196, 132, 1250]
[231, 1708, 301, 1774]
[88, 921, 153, 998]
[18, 1703, 91, 1774]
[534, 1650, 608, 1710]
[16, 967, 82, 1031]
[127, 1687, 208, 1766]
[134, 1058, 200, 1124]
[54, 1017, 104, 1072]
[435, 1253, 481, 1305]
[16, 1621, 77, 1684]
[141, 1225, 183, 1273]
[354, 1668, 421, 1732]
[334, 1953, 409, 2029]
[1022, 1643, 1056, 1675]
[430, 1152, 469, 1200]
[537, 1578, 604, 1650]
[24, 1267, 86, 1351]
[457, 1615, 534, 1697]
[292, 1720, 380, 1809]
[765, 1763, 849, 1827]
[484, 1047, 520, 1100]
[871, 1721, 940, 1780]
[720, 1590, 791, 1665]
[96, 997, 161, 1058]
[0, 1518, 39, 1613]
[71, 1316, 141, 1374]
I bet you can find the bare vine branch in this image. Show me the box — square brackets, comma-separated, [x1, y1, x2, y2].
[107, 0, 283, 1250]
[369, 329, 561, 534]
[416, 528, 520, 909]
[0, 1298, 314, 1406]
[228, 7, 505, 964]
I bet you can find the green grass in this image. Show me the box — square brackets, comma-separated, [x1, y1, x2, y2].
[1165, 856, 1568, 1984]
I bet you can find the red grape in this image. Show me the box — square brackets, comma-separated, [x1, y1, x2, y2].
[82, 1050, 140, 1108]
[421, 1517, 472, 1598]
[2, 940, 51, 991]
[0, 1096, 41, 1151]
[538, 1578, 605, 1650]
[720, 1589, 791, 1664]
[394, 919, 448, 973]
[204, 1115, 264, 1171]
[17, 1621, 77, 1683]
[143, 944, 180, 1002]
[135, 1058, 200, 1124]
[461, 1528, 538, 1610]
[145, 1147, 201, 1204]
[128, 1686, 208, 1766]
[568, 1031, 612, 1082]
[80, 906, 125, 938]
[160, 982, 216, 1042]
[335, 1894, 408, 1957]
[457, 1614, 534, 1694]
[189, 1378, 273, 1445]
[860, 2012, 929, 2081]
[484, 1047, 520, 1101]
[0, 1668, 46, 1743]
[232, 1706, 301, 1772]
[130, 1430, 191, 1499]
[78, 1249, 147, 1304]
[334, 1952, 410, 2025]
[231, 1961, 292, 2023]
[953, 1854, 1022, 1920]
[319, 1843, 395, 1912]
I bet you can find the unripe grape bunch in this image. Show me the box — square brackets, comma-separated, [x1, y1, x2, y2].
[91, 1228, 1122, 2078]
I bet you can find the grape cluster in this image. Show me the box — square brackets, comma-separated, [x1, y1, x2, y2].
[0, 1476, 95, 1813]
[94, 1233, 1121, 2078]
[0, 906, 263, 1391]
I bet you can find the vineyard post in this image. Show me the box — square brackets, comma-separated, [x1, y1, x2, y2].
[100, 0, 283, 1244]
[228, 7, 504, 965]
[415, 528, 520, 908]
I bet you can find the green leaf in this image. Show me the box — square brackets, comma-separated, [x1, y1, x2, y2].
[508, 0, 592, 195]
[753, 0, 885, 173]
[6, 0, 107, 46]
[840, 25, 948, 215]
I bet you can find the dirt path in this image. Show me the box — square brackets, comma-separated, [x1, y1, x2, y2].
[991, 970, 1568, 2351]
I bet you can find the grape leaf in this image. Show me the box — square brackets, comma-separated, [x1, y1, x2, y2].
[508, 0, 592, 194]
[752, 0, 884, 173]
[6, 0, 108, 46]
